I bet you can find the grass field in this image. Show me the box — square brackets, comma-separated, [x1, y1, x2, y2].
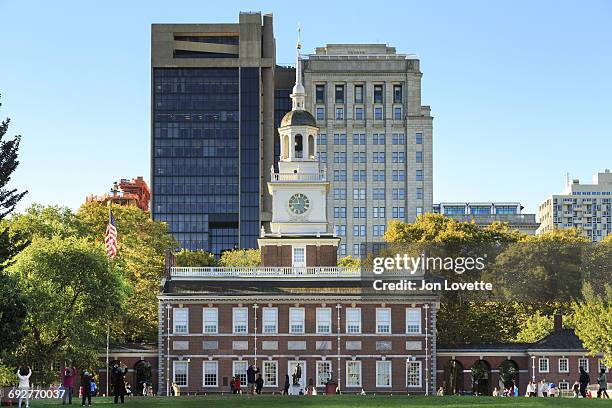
[30, 395, 612, 407]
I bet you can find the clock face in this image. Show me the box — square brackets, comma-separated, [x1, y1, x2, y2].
[288, 193, 310, 215]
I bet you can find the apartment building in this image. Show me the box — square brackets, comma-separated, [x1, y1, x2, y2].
[538, 170, 612, 241]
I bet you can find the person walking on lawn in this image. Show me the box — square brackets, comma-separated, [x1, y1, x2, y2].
[112, 363, 128, 404]
[247, 364, 259, 396]
[579, 366, 590, 398]
[80, 370, 93, 406]
[63, 365, 77, 404]
[598, 369, 610, 399]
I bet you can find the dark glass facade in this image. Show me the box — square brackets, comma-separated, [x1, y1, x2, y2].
[152, 68, 241, 253]
[239, 68, 260, 249]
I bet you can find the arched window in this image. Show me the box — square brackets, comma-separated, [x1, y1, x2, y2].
[308, 135, 315, 159]
[281, 135, 289, 159]
[295, 134, 303, 159]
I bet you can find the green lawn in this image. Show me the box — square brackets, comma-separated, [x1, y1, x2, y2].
[32, 395, 612, 407]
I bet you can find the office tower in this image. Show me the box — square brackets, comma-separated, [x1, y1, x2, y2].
[151, 12, 278, 253]
[302, 44, 433, 257]
[538, 170, 612, 241]
[433, 202, 540, 235]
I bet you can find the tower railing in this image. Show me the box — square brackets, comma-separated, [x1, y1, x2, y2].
[170, 266, 360, 279]
[270, 170, 327, 182]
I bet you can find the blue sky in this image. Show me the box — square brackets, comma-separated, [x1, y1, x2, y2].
[1, 0, 611, 215]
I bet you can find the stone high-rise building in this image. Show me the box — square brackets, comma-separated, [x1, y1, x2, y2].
[302, 44, 433, 257]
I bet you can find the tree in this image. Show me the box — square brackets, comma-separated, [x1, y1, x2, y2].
[572, 284, 612, 367]
[515, 311, 555, 343]
[8, 236, 126, 382]
[384, 214, 525, 345]
[175, 249, 218, 267]
[220, 249, 261, 267]
[77, 202, 177, 342]
[0, 94, 28, 381]
[338, 255, 361, 268]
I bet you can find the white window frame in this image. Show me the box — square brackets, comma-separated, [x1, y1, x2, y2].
[559, 381, 570, 391]
[346, 307, 362, 334]
[406, 308, 422, 334]
[376, 308, 392, 334]
[262, 307, 278, 334]
[579, 357, 589, 372]
[316, 307, 332, 334]
[232, 307, 248, 334]
[558, 357, 569, 373]
[202, 307, 218, 334]
[292, 246, 306, 267]
[173, 307, 189, 334]
[289, 307, 305, 334]
[202, 361, 218, 387]
[173, 360, 188, 387]
[232, 361, 248, 386]
[262, 361, 278, 387]
[539, 357, 549, 373]
[346, 361, 362, 388]
[406, 361, 422, 388]
[316, 361, 332, 387]
[376, 360, 392, 388]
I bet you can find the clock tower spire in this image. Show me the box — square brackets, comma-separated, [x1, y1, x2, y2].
[258, 27, 340, 267]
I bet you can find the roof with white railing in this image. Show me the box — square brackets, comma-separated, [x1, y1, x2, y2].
[169, 266, 362, 280]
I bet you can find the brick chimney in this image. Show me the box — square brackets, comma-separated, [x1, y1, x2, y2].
[554, 312, 563, 331]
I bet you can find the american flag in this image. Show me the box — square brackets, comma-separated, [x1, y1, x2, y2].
[105, 210, 118, 258]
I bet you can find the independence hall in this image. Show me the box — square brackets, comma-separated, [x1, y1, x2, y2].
[155, 42, 438, 395]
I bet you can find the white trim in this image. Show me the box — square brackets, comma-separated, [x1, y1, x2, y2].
[558, 357, 569, 373]
[202, 307, 218, 334]
[292, 246, 306, 268]
[289, 307, 305, 334]
[202, 360, 219, 387]
[262, 360, 279, 387]
[232, 361, 248, 386]
[172, 360, 189, 388]
[376, 360, 392, 388]
[262, 307, 278, 334]
[406, 360, 422, 388]
[316, 360, 332, 387]
[346, 307, 362, 334]
[316, 307, 332, 334]
[538, 357, 549, 373]
[376, 307, 392, 334]
[406, 307, 421, 334]
[232, 307, 248, 334]
[579, 357, 589, 373]
[173, 307, 189, 334]
[345, 360, 362, 388]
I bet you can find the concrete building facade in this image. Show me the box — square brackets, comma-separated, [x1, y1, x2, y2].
[302, 44, 434, 257]
[151, 12, 281, 254]
[433, 202, 540, 235]
[538, 170, 612, 242]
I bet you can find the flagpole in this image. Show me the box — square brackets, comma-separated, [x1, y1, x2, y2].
[106, 325, 110, 397]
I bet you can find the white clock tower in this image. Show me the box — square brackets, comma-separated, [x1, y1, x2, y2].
[258, 31, 340, 267]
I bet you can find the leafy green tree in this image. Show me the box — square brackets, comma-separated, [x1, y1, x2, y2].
[8, 236, 127, 382]
[175, 249, 218, 267]
[220, 249, 261, 267]
[77, 202, 177, 342]
[0, 94, 28, 383]
[338, 255, 361, 267]
[384, 214, 525, 345]
[515, 311, 555, 343]
[572, 284, 612, 367]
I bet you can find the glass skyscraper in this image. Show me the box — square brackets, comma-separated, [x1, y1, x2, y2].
[151, 13, 282, 254]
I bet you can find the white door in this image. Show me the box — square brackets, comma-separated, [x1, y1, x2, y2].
[287, 361, 307, 392]
[292, 246, 306, 268]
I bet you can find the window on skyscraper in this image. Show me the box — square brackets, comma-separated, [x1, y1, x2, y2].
[374, 85, 383, 103]
[393, 84, 402, 103]
[316, 84, 325, 104]
[355, 84, 364, 103]
[335, 84, 345, 103]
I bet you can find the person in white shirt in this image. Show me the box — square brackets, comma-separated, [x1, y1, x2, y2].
[539, 379, 549, 397]
[17, 366, 32, 408]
